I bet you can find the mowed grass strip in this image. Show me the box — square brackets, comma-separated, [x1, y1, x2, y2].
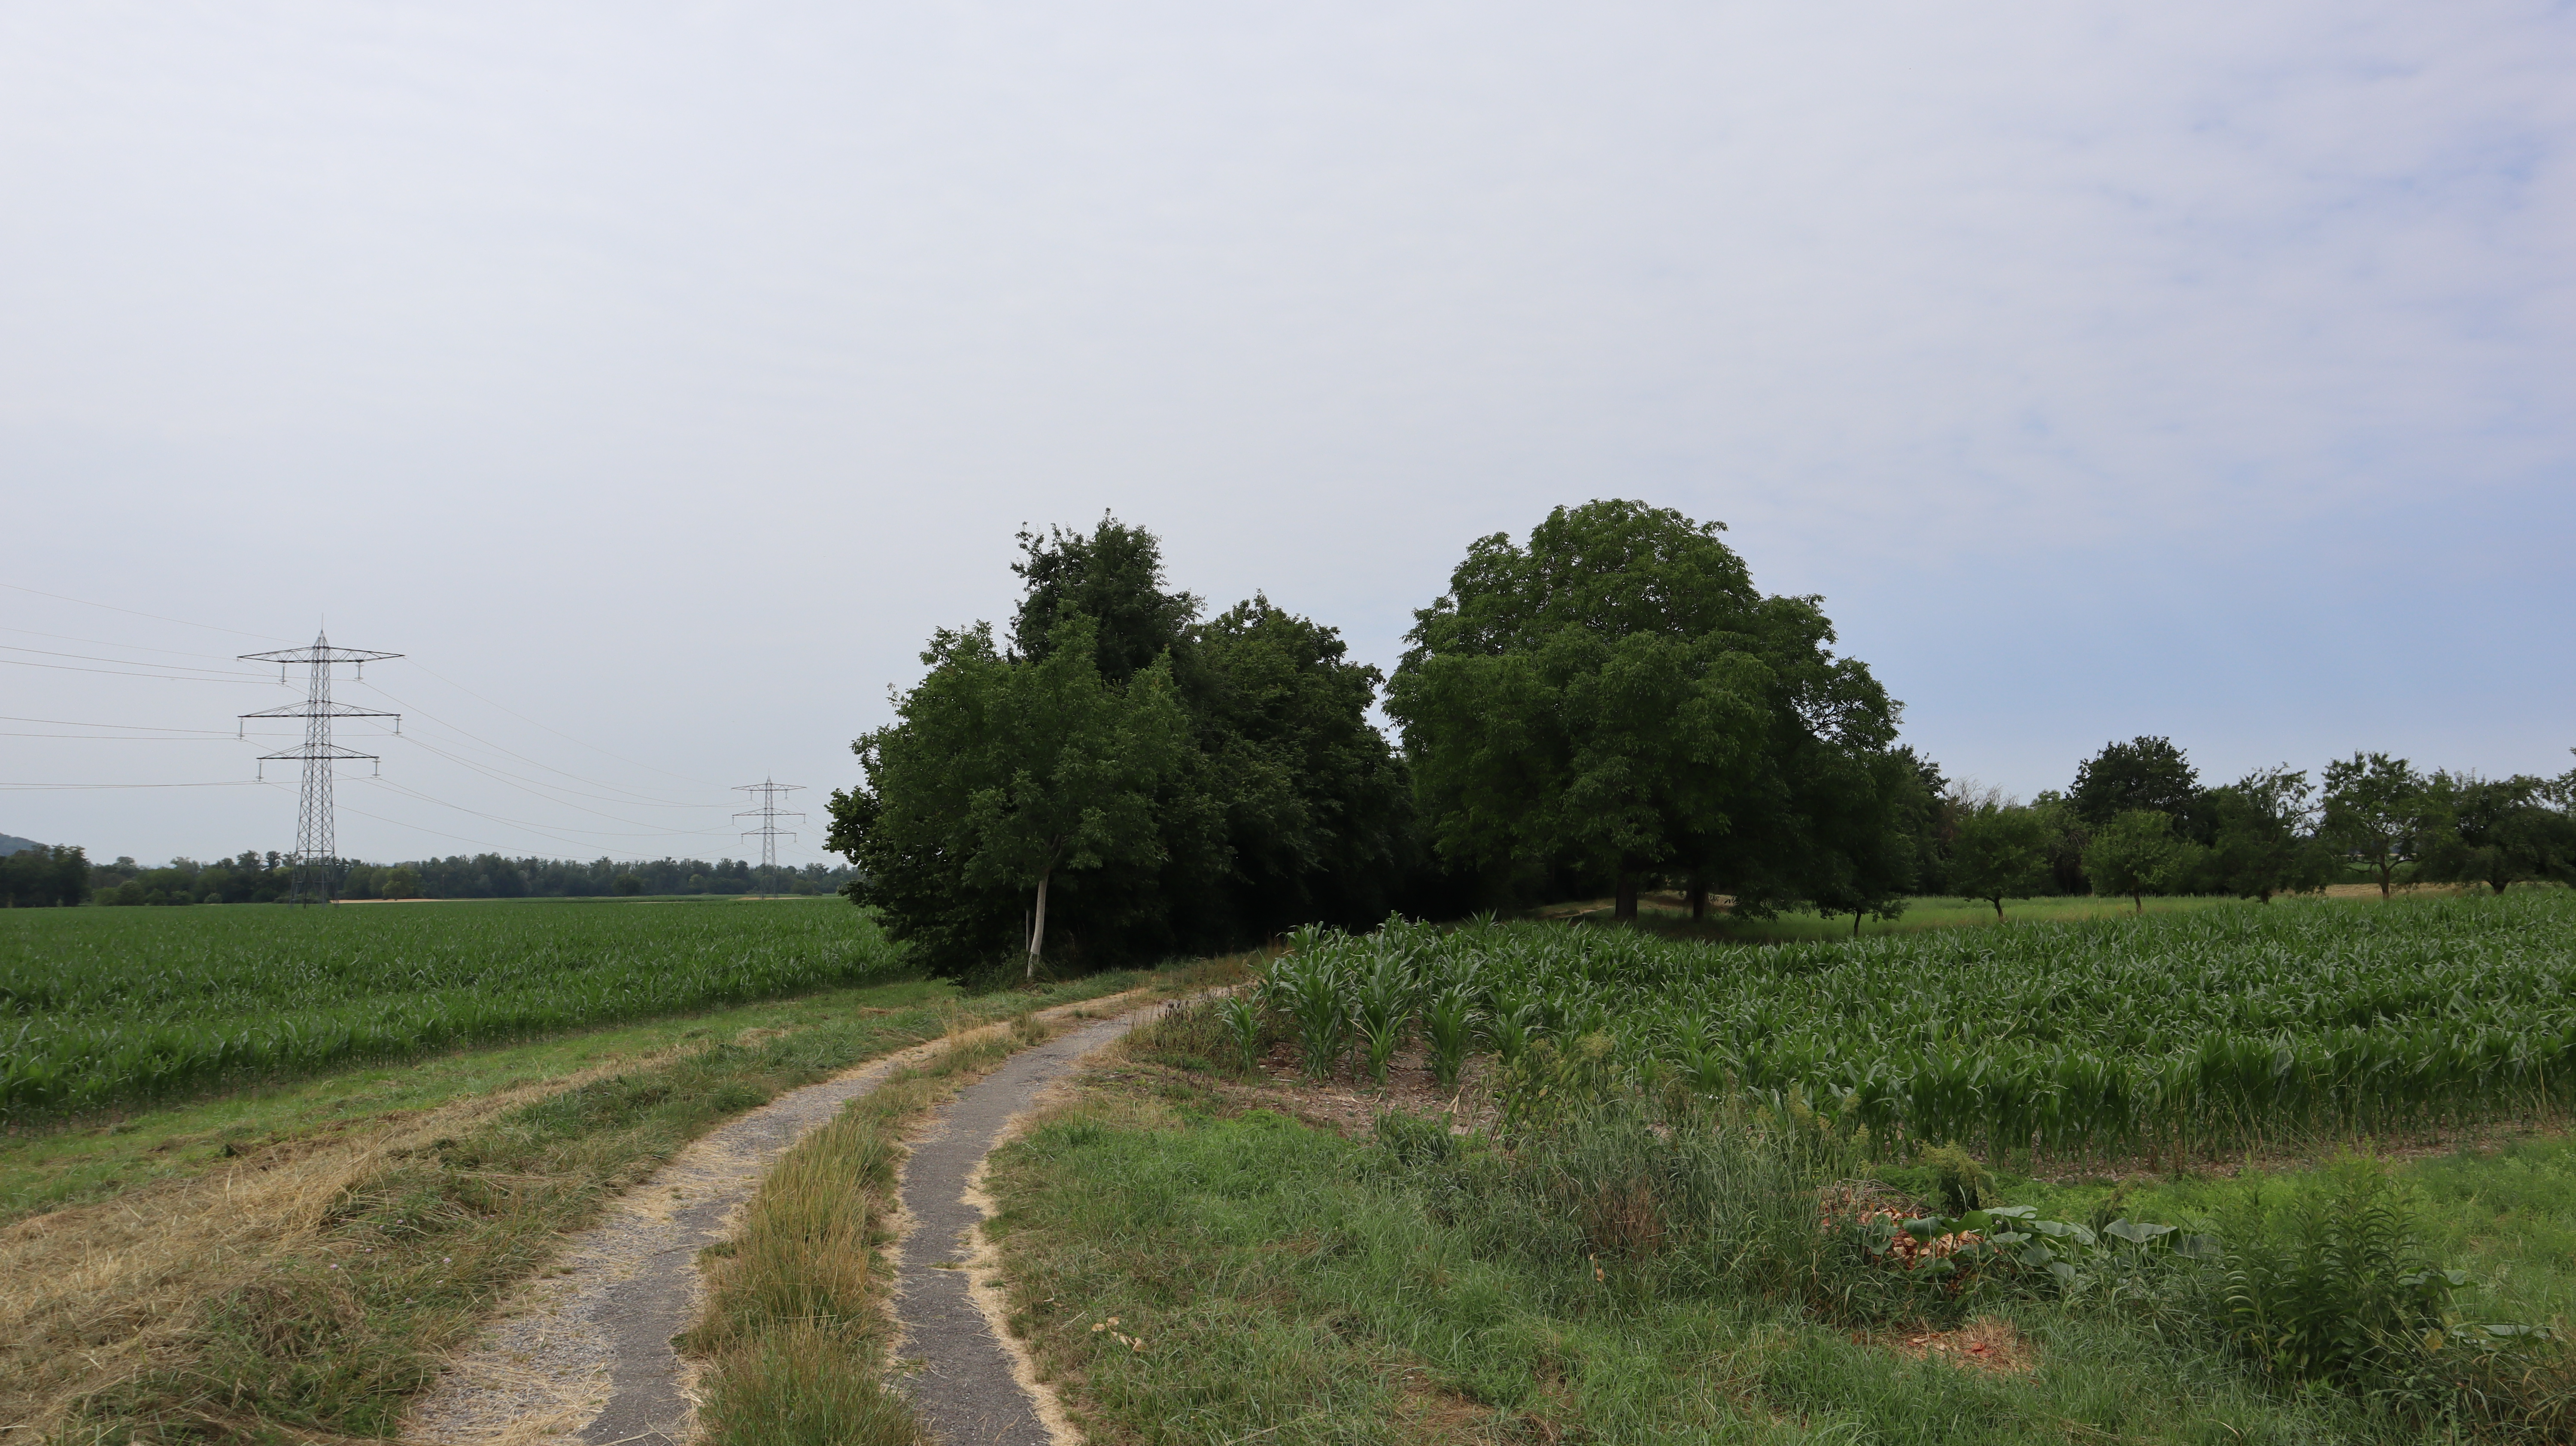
[6, 968, 1182, 1444]
[1, 896, 903, 1118]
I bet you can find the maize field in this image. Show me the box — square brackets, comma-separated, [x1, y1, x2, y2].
[1260, 890, 2576, 1159]
[0, 898, 899, 1118]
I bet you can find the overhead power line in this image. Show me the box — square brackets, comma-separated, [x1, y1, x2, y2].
[0, 581, 298, 642]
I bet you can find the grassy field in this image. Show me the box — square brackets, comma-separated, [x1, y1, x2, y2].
[0, 895, 902, 1118]
[1269, 891, 2576, 1160]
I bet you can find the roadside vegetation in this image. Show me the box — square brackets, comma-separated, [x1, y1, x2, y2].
[986, 894, 2576, 1443]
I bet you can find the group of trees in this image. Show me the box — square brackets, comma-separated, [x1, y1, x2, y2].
[0, 844, 91, 907]
[831, 501, 2576, 979]
[12, 849, 854, 905]
[831, 503, 1947, 976]
[829, 519, 1414, 980]
[1938, 736, 2576, 917]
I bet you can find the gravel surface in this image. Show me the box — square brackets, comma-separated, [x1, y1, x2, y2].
[889, 1009, 1158, 1446]
[402, 996, 1146, 1446]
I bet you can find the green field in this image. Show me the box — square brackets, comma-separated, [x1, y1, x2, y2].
[0, 896, 900, 1118]
[1269, 890, 2576, 1159]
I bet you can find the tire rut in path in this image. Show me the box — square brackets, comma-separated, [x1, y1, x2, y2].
[399, 995, 1150, 1446]
[892, 1007, 1156, 1446]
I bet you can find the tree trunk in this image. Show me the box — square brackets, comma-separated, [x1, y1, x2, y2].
[2131, 890, 2144, 915]
[1026, 866, 1052, 980]
[1991, 896, 2005, 922]
[1614, 870, 1639, 924]
[1852, 910, 1863, 938]
[1687, 881, 1707, 920]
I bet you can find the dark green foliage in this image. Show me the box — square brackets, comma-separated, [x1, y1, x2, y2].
[1943, 790, 2053, 919]
[2416, 773, 2576, 895]
[2207, 767, 2336, 902]
[0, 843, 89, 906]
[1388, 499, 1915, 923]
[833, 516, 1415, 980]
[2072, 736, 2206, 835]
[86, 850, 850, 904]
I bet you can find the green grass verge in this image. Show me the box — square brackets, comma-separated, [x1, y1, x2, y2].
[986, 1066, 2567, 1444]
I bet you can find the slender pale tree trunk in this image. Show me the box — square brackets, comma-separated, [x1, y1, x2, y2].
[1027, 865, 1052, 980]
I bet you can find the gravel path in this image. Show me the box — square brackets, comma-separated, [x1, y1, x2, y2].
[889, 1008, 1156, 1446]
[401, 995, 1148, 1446]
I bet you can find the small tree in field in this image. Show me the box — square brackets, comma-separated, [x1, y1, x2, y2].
[1945, 788, 2052, 921]
[2083, 809, 2184, 914]
[2320, 752, 2433, 899]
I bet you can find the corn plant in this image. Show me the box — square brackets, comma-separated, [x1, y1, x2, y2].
[1422, 984, 1479, 1090]
[1217, 991, 1265, 1074]
[1353, 950, 1414, 1087]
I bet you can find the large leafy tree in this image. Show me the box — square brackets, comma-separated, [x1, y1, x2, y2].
[2069, 736, 2207, 837]
[2320, 752, 2436, 899]
[1944, 789, 2052, 921]
[1387, 499, 1905, 922]
[833, 616, 1187, 979]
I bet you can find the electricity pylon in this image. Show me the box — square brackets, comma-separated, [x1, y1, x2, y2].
[733, 779, 805, 895]
[239, 630, 401, 905]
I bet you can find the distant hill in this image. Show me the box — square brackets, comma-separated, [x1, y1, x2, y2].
[0, 832, 43, 856]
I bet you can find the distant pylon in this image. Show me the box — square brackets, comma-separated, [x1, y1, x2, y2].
[239, 630, 401, 905]
[733, 778, 806, 893]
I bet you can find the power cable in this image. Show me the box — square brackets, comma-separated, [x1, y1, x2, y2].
[0, 656, 281, 684]
[386, 740, 733, 835]
[0, 581, 298, 643]
[0, 625, 266, 663]
[1, 714, 246, 733]
[356, 680, 720, 808]
[0, 780, 269, 789]
[394, 735, 725, 813]
[400, 660, 725, 788]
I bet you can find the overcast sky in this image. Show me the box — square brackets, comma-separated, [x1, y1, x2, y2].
[4, 1, 2571, 867]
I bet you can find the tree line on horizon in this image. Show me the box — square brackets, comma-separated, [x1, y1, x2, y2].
[824, 500, 2576, 983]
[0, 846, 854, 907]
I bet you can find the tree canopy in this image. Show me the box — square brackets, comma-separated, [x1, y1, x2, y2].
[1386, 499, 1913, 921]
[831, 515, 1415, 979]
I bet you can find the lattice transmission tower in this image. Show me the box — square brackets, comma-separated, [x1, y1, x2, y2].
[239, 630, 401, 905]
[733, 779, 805, 895]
